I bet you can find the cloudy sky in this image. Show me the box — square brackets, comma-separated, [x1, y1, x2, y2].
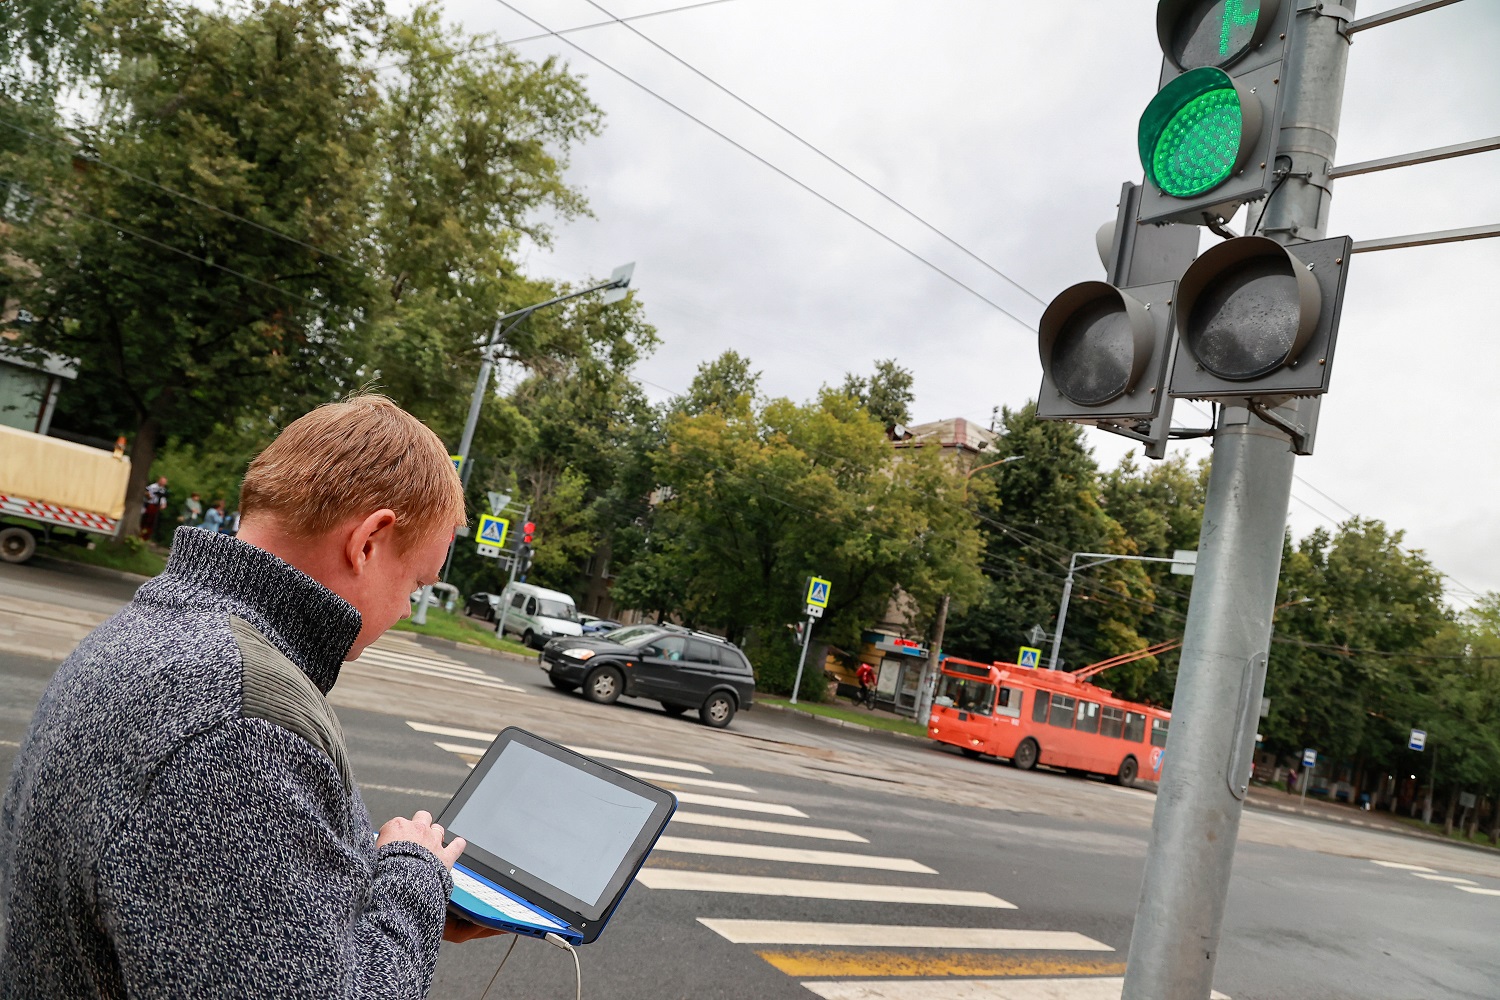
[409, 0, 1500, 606]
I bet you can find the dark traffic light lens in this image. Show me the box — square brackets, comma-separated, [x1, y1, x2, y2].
[1049, 299, 1138, 406]
[1166, 0, 1266, 69]
[1184, 257, 1301, 379]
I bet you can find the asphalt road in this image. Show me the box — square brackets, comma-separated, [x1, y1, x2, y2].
[2, 560, 1499, 999]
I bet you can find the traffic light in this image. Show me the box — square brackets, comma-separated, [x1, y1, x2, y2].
[1136, 0, 1292, 225]
[1037, 184, 1198, 453]
[517, 543, 534, 578]
[1168, 234, 1352, 401]
[522, 521, 536, 545]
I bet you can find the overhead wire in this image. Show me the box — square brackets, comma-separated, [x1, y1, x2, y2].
[574, 0, 1045, 308]
[484, 0, 1037, 330]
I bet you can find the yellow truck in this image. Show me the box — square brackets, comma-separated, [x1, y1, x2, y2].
[0, 424, 131, 563]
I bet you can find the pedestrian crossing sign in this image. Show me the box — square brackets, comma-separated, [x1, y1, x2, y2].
[475, 514, 509, 548]
[450, 454, 464, 474]
[805, 576, 831, 609]
[1018, 646, 1042, 668]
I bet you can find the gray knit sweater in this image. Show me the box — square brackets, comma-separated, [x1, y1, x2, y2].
[0, 529, 451, 998]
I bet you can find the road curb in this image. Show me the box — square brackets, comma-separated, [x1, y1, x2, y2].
[397, 630, 538, 665]
[755, 700, 928, 745]
[29, 555, 154, 587]
[1243, 795, 1500, 856]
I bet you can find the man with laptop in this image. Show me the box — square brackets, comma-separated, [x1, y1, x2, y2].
[0, 396, 498, 997]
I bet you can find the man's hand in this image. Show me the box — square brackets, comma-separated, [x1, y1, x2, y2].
[444, 913, 508, 943]
[377, 810, 465, 869]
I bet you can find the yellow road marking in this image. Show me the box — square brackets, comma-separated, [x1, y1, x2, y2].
[754, 950, 1127, 979]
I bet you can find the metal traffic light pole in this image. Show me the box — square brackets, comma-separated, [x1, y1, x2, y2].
[1121, 4, 1354, 998]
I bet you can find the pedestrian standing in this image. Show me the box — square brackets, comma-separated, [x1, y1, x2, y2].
[138, 476, 168, 540]
[0, 394, 499, 998]
[1287, 767, 1298, 795]
[178, 492, 204, 528]
[201, 500, 226, 533]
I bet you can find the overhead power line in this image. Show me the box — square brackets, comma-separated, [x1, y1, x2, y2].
[486, 0, 1037, 331]
[371, 0, 738, 72]
[575, 0, 1046, 309]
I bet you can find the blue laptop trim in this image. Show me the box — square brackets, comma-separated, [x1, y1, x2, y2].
[437, 727, 677, 946]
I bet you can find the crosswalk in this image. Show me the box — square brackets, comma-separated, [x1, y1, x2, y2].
[408, 718, 1211, 998]
[345, 636, 526, 694]
[1369, 858, 1500, 897]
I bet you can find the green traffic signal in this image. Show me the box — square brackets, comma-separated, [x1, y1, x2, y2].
[1139, 67, 1261, 200]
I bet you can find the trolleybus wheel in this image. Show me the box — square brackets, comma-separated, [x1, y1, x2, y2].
[1012, 738, 1039, 771]
[1115, 756, 1138, 787]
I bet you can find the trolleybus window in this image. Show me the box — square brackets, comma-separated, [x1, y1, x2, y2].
[1101, 705, 1124, 739]
[935, 673, 994, 715]
[1048, 693, 1076, 730]
[1123, 711, 1147, 743]
[996, 685, 1022, 719]
[1151, 717, 1170, 747]
[1076, 700, 1100, 734]
[1032, 692, 1049, 724]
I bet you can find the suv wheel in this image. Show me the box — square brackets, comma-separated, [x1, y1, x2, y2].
[585, 667, 623, 705]
[699, 691, 735, 729]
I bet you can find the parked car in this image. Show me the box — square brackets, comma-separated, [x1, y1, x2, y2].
[494, 582, 584, 649]
[539, 624, 755, 728]
[465, 591, 503, 621]
[578, 613, 623, 635]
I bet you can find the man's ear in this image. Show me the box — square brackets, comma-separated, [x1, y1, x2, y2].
[344, 509, 399, 575]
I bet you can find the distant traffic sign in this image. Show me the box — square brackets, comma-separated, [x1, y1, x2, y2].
[1018, 646, 1042, 669]
[805, 576, 831, 609]
[1409, 729, 1427, 752]
[476, 543, 500, 559]
[450, 454, 464, 474]
[804, 604, 824, 619]
[1302, 748, 1317, 768]
[475, 514, 509, 548]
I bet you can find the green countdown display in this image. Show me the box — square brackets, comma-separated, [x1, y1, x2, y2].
[1165, 0, 1267, 70]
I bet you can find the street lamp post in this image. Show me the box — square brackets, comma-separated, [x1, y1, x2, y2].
[1048, 551, 1197, 671]
[412, 263, 635, 625]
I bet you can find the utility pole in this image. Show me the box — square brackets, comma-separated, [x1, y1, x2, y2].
[1122, 6, 1354, 998]
[913, 593, 950, 725]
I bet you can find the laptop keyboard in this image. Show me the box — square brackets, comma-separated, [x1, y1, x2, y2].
[453, 868, 567, 930]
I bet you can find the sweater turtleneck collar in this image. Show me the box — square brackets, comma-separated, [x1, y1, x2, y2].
[147, 527, 362, 694]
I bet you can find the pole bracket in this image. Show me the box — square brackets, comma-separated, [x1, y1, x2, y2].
[1246, 400, 1311, 454]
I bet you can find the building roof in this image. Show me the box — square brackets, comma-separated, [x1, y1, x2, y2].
[891, 417, 996, 455]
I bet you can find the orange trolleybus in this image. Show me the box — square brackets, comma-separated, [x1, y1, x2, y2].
[927, 653, 1172, 786]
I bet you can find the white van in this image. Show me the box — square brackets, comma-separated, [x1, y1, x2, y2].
[495, 582, 584, 649]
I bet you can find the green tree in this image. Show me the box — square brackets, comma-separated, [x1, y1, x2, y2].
[945, 404, 1156, 696]
[840, 358, 915, 428]
[3, 0, 381, 535]
[611, 354, 983, 697]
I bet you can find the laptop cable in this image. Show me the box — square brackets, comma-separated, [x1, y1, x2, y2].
[544, 932, 584, 1000]
[476, 933, 582, 1000]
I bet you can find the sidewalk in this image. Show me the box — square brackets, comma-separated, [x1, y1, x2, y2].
[1243, 784, 1500, 854]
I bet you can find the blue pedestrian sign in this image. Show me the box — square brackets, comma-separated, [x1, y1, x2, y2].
[475, 514, 509, 548]
[805, 576, 831, 609]
[1018, 646, 1042, 668]
[1409, 729, 1426, 752]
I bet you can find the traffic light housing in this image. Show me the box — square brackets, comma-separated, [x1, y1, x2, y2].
[1137, 0, 1292, 225]
[1037, 278, 1176, 425]
[1168, 234, 1352, 401]
[522, 521, 536, 545]
[517, 543, 534, 578]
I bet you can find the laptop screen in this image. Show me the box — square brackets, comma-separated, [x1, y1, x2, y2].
[449, 740, 660, 908]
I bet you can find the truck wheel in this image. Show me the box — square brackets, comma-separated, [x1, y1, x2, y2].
[0, 527, 37, 564]
[1012, 738, 1039, 771]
